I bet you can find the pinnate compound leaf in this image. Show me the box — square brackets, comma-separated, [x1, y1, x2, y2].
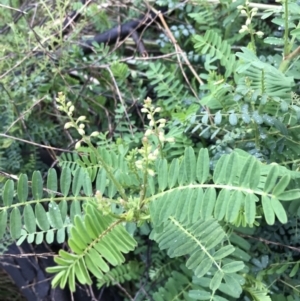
[32, 171, 43, 200]
[17, 174, 28, 203]
[196, 148, 210, 183]
[3, 179, 14, 206]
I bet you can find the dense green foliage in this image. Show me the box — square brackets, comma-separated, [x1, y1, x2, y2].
[1, 0, 300, 300]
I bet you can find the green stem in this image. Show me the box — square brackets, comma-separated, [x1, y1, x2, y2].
[283, 0, 289, 57]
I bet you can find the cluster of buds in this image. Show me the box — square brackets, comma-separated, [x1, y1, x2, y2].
[141, 97, 175, 144]
[237, 2, 264, 38]
[135, 98, 175, 176]
[56, 92, 99, 149]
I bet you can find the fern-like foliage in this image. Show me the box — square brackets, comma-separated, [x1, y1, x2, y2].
[193, 30, 236, 78]
[236, 47, 294, 102]
[146, 62, 191, 111]
[47, 202, 137, 291]
[1, 146, 300, 298]
[97, 260, 143, 288]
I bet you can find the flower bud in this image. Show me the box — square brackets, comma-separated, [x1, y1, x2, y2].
[153, 148, 159, 156]
[78, 128, 85, 136]
[135, 160, 143, 169]
[64, 122, 73, 129]
[75, 141, 81, 149]
[165, 137, 175, 143]
[145, 129, 152, 136]
[142, 136, 148, 144]
[147, 169, 155, 176]
[158, 118, 166, 124]
[79, 123, 85, 129]
[255, 31, 264, 37]
[144, 97, 152, 105]
[148, 153, 156, 161]
[158, 132, 165, 142]
[90, 131, 99, 137]
[77, 116, 86, 122]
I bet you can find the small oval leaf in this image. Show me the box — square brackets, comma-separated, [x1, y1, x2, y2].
[48, 201, 64, 229]
[272, 174, 290, 196]
[196, 148, 210, 184]
[10, 208, 22, 239]
[262, 195, 275, 225]
[47, 168, 58, 197]
[278, 189, 300, 201]
[17, 174, 28, 203]
[271, 197, 287, 224]
[3, 180, 14, 206]
[60, 167, 71, 196]
[35, 203, 50, 231]
[158, 159, 168, 191]
[184, 147, 196, 183]
[32, 171, 43, 200]
[24, 205, 36, 233]
[264, 165, 279, 193]
[0, 210, 8, 239]
[222, 261, 244, 273]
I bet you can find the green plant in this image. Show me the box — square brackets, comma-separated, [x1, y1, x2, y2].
[2, 0, 300, 300]
[0, 94, 300, 300]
